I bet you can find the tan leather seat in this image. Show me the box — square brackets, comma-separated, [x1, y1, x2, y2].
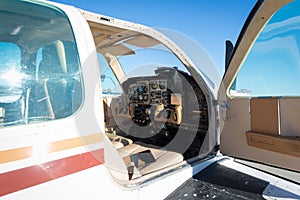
[111, 141, 124, 149]
[28, 40, 81, 120]
[118, 142, 183, 179]
[106, 133, 133, 149]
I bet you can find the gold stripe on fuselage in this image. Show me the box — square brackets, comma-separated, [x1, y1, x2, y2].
[0, 133, 103, 164]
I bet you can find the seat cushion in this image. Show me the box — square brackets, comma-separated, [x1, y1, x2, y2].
[118, 142, 183, 177]
[106, 133, 133, 149]
[111, 141, 124, 149]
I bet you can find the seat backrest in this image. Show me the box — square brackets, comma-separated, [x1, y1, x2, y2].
[28, 40, 81, 120]
[63, 41, 82, 113]
[38, 40, 67, 79]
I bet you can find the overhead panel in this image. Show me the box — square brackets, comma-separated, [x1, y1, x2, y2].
[124, 35, 159, 48]
[100, 44, 135, 56]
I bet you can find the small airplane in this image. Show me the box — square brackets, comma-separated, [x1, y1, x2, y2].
[0, 0, 299, 199]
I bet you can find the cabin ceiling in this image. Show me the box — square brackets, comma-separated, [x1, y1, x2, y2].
[87, 21, 160, 56]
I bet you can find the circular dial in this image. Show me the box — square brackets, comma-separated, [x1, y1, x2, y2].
[138, 94, 143, 101]
[138, 85, 148, 93]
[151, 82, 158, 89]
[138, 85, 143, 93]
[159, 81, 166, 89]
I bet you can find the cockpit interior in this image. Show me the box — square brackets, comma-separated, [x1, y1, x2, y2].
[114, 66, 208, 157]
[85, 14, 213, 184]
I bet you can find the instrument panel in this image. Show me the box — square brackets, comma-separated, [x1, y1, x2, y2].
[150, 80, 168, 104]
[128, 81, 149, 104]
[128, 79, 168, 104]
[117, 67, 208, 154]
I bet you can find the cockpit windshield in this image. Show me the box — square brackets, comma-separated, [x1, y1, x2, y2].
[117, 43, 187, 80]
[155, 28, 221, 95]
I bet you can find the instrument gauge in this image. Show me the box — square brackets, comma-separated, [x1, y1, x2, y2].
[151, 82, 158, 89]
[159, 81, 166, 89]
[138, 85, 144, 93]
[138, 94, 143, 101]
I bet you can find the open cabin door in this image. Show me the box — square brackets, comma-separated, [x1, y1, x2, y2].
[219, 0, 300, 172]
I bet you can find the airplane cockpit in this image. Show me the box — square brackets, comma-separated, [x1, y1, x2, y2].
[1, 1, 300, 197]
[85, 14, 216, 183]
[113, 66, 208, 158]
[102, 66, 210, 183]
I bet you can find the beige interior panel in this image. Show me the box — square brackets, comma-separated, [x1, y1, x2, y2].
[246, 97, 300, 159]
[88, 21, 126, 37]
[250, 97, 279, 135]
[101, 44, 135, 56]
[124, 35, 159, 48]
[246, 131, 300, 157]
[220, 98, 251, 154]
[221, 98, 300, 172]
[280, 97, 300, 137]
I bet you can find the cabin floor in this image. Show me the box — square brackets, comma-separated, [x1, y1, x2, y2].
[165, 161, 268, 200]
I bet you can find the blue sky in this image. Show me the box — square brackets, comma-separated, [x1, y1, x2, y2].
[50, 0, 257, 76]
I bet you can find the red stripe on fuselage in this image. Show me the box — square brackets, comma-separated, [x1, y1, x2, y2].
[0, 149, 104, 197]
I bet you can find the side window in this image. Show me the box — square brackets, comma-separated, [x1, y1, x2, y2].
[0, 0, 83, 127]
[230, 0, 300, 97]
[0, 43, 23, 125]
[98, 53, 122, 95]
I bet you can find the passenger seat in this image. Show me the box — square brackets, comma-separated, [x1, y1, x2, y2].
[106, 132, 133, 149]
[28, 40, 81, 121]
[118, 142, 183, 179]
